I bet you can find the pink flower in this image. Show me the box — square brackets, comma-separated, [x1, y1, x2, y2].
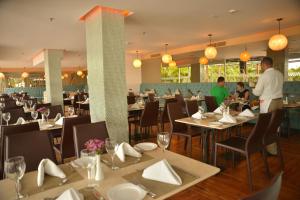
[84, 139, 105, 154]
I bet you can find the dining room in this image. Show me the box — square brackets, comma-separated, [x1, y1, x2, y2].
[0, 0, 300, 199]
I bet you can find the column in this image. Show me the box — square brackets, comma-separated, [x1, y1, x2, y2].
[44, 49, 63, 105]
[83, 6, 128, 142]
[267, 48, 288, 80]
[190, 63, 200, 82]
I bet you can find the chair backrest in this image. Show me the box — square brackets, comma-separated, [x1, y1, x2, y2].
[161, 98, 177, 123]
[5, 130, 57, 173]
[148, 93, 155, 102]
[185, 100, 198, 117]
[48, 105, 64, 119]
[246, 112, 272, 153]
[127, 95, 136, 105]
[0, 122, 40, 178]
[205, 96, 218, 112]
[140, 101, 159, 127]
[2, 107, 26, 124]
[4, 99, 17, 109]
[264, 109, 284, 145]
[35, 103, 51, 110]
[60, 115, 91, 160]
[241, 172, 283, 200]
[167, 102, 188, 133]
[73, 121, 109, 158]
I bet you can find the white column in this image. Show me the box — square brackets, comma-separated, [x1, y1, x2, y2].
[84, 7, 128, 142]
[44, 49, 63, 105]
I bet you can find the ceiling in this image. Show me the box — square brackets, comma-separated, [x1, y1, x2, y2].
[0, 0, 300, 68]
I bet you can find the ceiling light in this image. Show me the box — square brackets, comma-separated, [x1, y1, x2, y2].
[21, 71, 29, 78]
[199, 56, 208, 65]
[228, 9, 238, 14]
[77, 70, 83, 76]
[268, 18, 288, 51]
[162, 44, 172, 64]
[240, 46, 251, 62]
[169, 60, 177, 67]
[204, 34, 217, 59]
[63, 73, 69, 78]
[0, 72, 5, 79]
[133, 50, 142, 68]
[61, 75, 65, 80]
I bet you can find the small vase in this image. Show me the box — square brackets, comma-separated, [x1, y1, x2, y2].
[94, 154, 104, 181]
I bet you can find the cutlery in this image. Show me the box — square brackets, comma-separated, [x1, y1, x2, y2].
[101, 159, 111, 166]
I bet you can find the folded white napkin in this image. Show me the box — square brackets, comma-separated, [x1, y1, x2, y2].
[190, 96, 197, 100]
[191, 111, 203, 119]
[116, 142, 141, 162]
[54, 113, 62, 121]
[15, 117, 26, 125]
[130, 103, 140, 109]
[219, 114, 237, 124]
[142, 159, 182, 185]
[213, 106, 222, 114]
[83, 98, 89, 104]
[56, 188, 84, 200]
[55, 117, 64, 125]
[37, 159, 66, 187]
[238, 109, 255, 117]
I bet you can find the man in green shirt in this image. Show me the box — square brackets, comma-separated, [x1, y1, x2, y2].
[210, 76, 229, 106]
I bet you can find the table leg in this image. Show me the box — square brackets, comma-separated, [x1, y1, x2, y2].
[202, 129, 208, 163]
[210, 129, 216, 164]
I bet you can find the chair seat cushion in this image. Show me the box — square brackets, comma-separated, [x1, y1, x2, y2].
[216, 137, 246, 152]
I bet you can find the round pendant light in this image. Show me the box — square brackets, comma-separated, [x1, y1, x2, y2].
[199, 56, 208, 65]
[204, 34, 217, 59]
[21, 71, 29, 78]
[77, 70, 83, 76]
[61, 75, 65, 80]
[133, 51, 142, 68]
[168, 60, 177, 67]
[268, 18, 288, 51]
[63, 73, 69, 78]
[0, 72, 5, 79]
[162, 44, 172, 64]
[240, 47, 251, 62]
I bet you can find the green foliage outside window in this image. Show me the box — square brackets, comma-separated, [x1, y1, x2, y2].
[161, 65, 191, 83]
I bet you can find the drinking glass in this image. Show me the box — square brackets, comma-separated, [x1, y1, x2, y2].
[4, 156, 27, 199]
[31, 111, 38, 121]
[0, 102, 5, 109]
[198, 106, 205, 114]
[80, 149, 96, 181]
[157, 132, 170, 152]
[2, 112, 11, 125]
[44, 108, 50, 122]
[105, 138, 119, 170]
[68, 106, 75, 116]
[28, 100, 33, 109]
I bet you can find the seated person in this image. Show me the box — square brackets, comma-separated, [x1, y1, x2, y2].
[210, 76, 229, 106]
[235, 82, 250, 100]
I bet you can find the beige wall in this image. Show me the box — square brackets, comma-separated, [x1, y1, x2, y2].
[125, 54, 141, 92]
[141, 57, 161, 83]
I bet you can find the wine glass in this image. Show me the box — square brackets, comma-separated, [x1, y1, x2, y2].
[198, 106, 205, 114]
[2, 112, 11, 125]
[0, 102, 5, 110]
[31, 111, 38, 121]
[105, 138, 119, 170]
[157, 132, 170, 152]
[28, 100, 33, 109]
[68, 106, 75, 117]
[44, 108, 50, 122]
[4, 156, 27, 199]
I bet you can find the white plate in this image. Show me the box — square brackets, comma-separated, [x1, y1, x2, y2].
[134, 142, 157, 151]
[107, 183, 147, 200]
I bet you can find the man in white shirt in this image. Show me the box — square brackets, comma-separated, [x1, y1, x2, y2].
[253, 57, 283, 154]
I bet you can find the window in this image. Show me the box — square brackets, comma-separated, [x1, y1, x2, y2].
[288, 58, 300, 81]
[161, 64, 191, 83]
[206, 63, 225, 82]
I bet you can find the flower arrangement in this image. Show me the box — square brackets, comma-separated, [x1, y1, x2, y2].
[84, 139, 105, 155]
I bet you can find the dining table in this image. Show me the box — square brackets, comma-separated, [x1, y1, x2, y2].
[0, 149, 220, 200]
[175, 111, 257, 163]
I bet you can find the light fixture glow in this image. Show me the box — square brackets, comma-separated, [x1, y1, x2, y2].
[61, 75, 65, 80]
[268, 18, 288, 51]
[240, 48, 251, 62]
[77, 70, 83, 76]
[162, 44, 172, 64]
[168, 60, 177, 67]
[133, 51, 142, 68]
[63, 73, 69, 78]
[0, 72, 5, 79]
[199, 56, 208, 65]
[21, 71, 29, 78]
[204, 34, 217, 59]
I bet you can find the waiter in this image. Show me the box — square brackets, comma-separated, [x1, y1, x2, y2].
[253, 56, 283, 155]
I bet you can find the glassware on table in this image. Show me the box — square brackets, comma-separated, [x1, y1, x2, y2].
[68, 106, 75, 117]
[80, 149, 96, 181]
[198, 106, 205, 114]
[28, 100, 33, 109]
[0, 102, 5, 109]
[157, 132, 170, 152]
[2, 112, 11, 125]
[43, 108, 50, 122]
[31, 111, 38, 121]
[4, 156, 27, 199]
[105, 138, 119, 170]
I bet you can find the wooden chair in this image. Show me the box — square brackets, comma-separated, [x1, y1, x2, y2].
[48, 105, 64, 119]
[185, 100, 198, 117]
[2, 107, 26, 125]
[214, 112, 272, 191]
[127, 95, 136, 105]
[73, 121, 109, 158]
[160, 98, 177, 131]
[0, 122, 40, 179]
[148, 93, 155, 102]
[205, 96, 218, 112]
[263, 109, 285, 177]
[241, 172, 283, 200]
[167, 102, 201, 156]
[53, 115, 91, 163]
[5, 130, 57, 172]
